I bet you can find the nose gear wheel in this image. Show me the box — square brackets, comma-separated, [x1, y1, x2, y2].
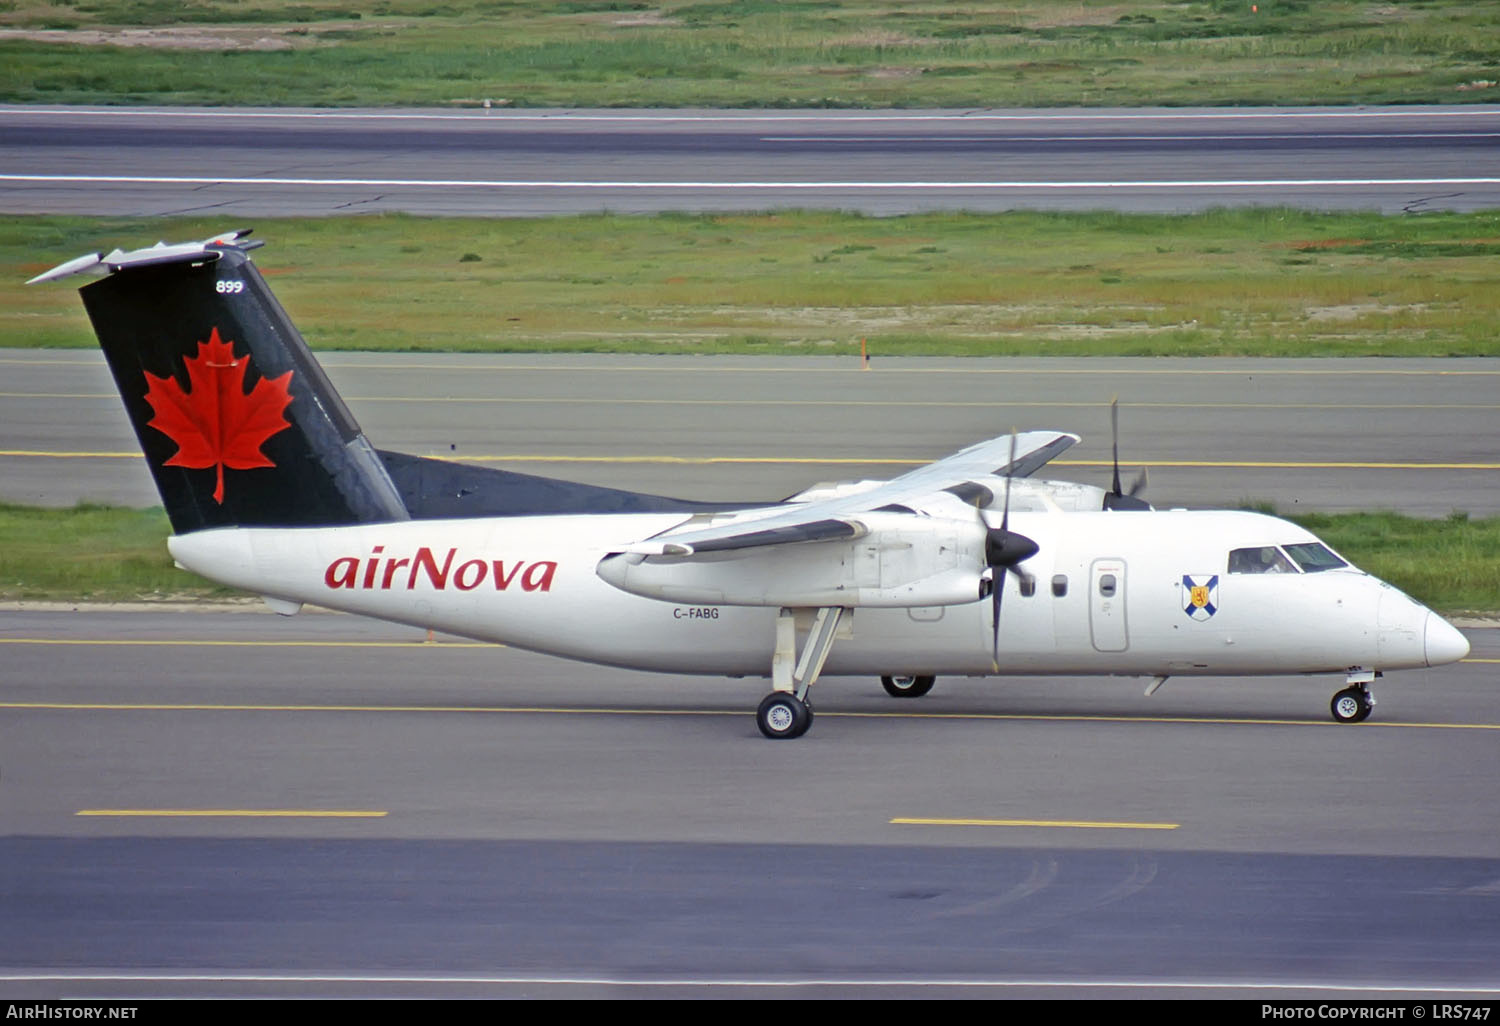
[1330, 685, 1374, 723]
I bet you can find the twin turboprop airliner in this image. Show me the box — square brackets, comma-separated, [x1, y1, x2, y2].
[29, 230, 1470, 738]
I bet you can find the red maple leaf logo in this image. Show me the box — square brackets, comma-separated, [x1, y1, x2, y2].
[142, 327, 294, 504]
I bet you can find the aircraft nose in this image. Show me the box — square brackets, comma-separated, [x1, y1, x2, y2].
[1424, 612, 1470, 667]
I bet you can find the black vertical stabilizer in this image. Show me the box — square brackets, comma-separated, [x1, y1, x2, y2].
[78, 242, 409, 534]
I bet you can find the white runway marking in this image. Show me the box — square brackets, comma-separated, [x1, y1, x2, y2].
[5, 174, 1498, 190]
[2, 971, 1498, 994]
[4, 106, 1499, 123]
[760, 133, 1500, 143]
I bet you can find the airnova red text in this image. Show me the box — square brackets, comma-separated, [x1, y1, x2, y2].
[324, 546, 557, 592]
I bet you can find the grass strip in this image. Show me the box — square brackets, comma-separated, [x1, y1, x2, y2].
[2, 502, 1495, 615]
[0, 502, 239, 602]
[7, 209, 1500, 357]
[1, 1, 1498, 109]
[1286, 511, 1500, 617]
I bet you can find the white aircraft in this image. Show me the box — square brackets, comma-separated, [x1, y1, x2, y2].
[30, 230, 1470, 738]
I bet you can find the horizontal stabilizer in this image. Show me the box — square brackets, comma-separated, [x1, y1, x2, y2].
[26, 230, 257, 285]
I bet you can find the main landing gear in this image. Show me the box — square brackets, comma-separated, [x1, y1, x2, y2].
[756, 691, 813, 739]
[756, 606, 844, 739]
[1330, 669, 1378, 724]
[881, 674, 936, 698]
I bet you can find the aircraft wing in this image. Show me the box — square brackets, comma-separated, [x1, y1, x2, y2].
[621, 430, 1078, 557]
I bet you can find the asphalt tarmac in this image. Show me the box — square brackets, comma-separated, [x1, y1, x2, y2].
[1, 611, 1497, 997]
[3, 350, 1496, 515]
[3, 103, 1499, 999]
[3, 104, 1499, 216]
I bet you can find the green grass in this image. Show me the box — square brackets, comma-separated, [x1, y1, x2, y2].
[0, 502, 237, 601]
[8, 209, 1500, 357]
[0, 0, 1498, 108]
[3, 502, 1495, 613]
[1289, 511, 1500, 617]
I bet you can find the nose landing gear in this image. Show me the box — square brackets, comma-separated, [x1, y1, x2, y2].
[1331, 687, 1373, 723]
[1331, 669, 1378, 723]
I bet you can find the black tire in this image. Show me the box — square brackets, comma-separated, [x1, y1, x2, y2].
[757, 692, 812, 739]
[881, 674, 936, 699]
[1330, 687, 1372, 724]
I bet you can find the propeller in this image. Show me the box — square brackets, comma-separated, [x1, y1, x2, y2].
[1103, 397, 1151, 511]
[978, 432, 1039, 671]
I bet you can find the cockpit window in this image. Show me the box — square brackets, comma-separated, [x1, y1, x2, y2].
[1227, 546, 1298, 574]
[1284, 542, 1348, 573]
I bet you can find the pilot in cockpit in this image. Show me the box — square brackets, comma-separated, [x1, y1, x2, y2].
[1228, 546, 1297, 574]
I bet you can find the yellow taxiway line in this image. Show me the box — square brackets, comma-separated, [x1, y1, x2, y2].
[6, 356, 1500, 376]
[0, 637, 492, 649]
[892, 817, 1178, 830]
[12, 637, 1487, 667]
[3, 449, 1497, 471]
[75, 809, 387, 818]
[5, 391, 1498, 413]
[0, 449, 141, 458]
[4, 700, 1498, 731]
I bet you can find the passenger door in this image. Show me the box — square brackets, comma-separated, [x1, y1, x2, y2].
[1089, 558, 1129, 652]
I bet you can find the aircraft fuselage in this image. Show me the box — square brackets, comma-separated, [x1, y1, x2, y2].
[169, 508, 1463, 682]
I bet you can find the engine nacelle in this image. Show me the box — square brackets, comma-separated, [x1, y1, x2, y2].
[997, 477, 1110, 513]
[596, 512, 988, 608]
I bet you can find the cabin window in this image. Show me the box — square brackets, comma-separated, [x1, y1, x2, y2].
[1098, 573, 1117, 597]
[1227, 546, 1297, 575]
[1051, 574, 1068, 597]
[1019, 576, 1036, 597]
[1284, 542, 1348, 573]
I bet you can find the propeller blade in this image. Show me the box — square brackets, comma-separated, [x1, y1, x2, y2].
[1000, 429, 1017, 533]
[1110, 397, 1123, 497]
[991, 565, 1006, 669]
[1103, 398, 1152, 510]
[987, 429, 1040, 671]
